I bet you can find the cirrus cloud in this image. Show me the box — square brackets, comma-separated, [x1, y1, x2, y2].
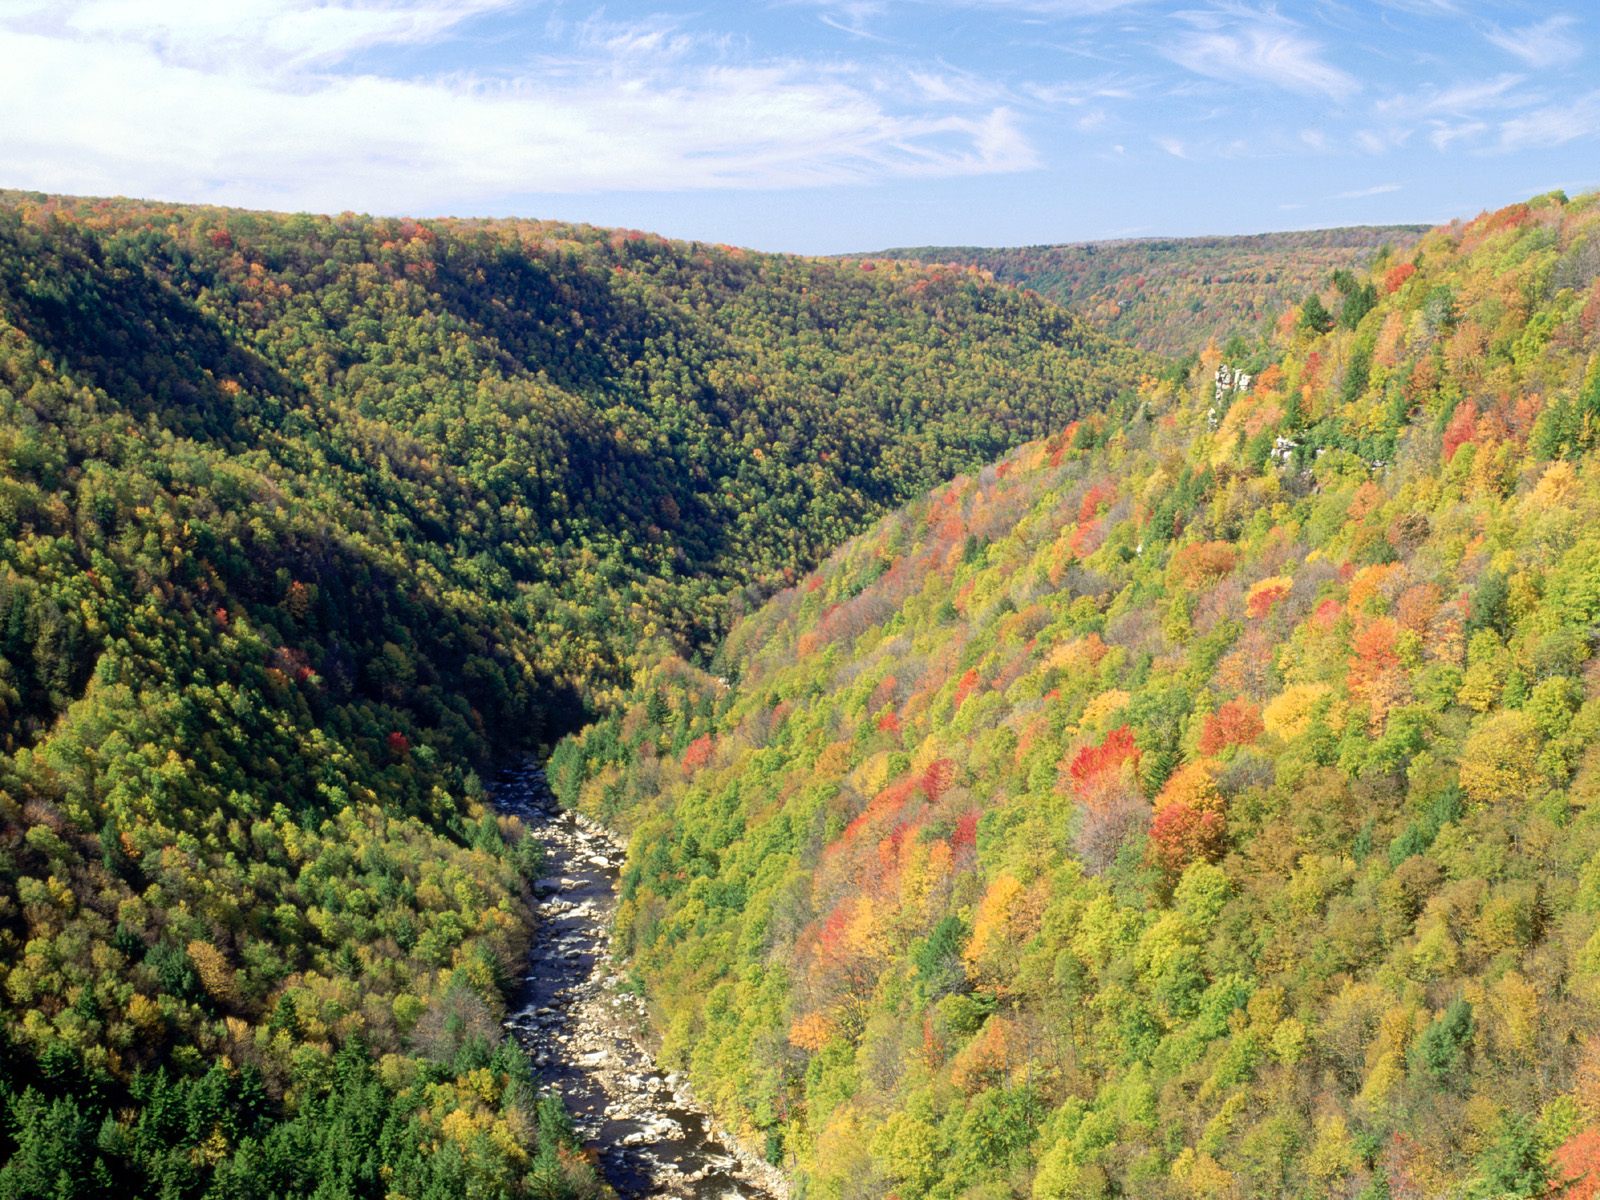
[1485, 14, 1582, 70]
[0, 0, 1038, 211]
[1163, 12, 1359, 102]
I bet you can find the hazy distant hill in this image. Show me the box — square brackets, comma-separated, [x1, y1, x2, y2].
[882, 225, 1428, 355]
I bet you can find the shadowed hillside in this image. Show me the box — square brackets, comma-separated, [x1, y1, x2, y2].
[0, 190, 1143, 1198]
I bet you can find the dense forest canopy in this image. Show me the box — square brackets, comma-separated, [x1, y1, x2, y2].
[881, 226, 1427, 357]
[556, 190, 1600, 1198]
[0, 189, 1144, 1196]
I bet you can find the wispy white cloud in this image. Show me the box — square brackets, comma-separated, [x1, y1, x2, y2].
[19, 0, 512, 70]
[0, 1, 1039, 207]
[1374, 73, 1527, 121]
[1369, 73, 1537, 155]
[1368, 69, 1600, 156]
[1332, 182, 1401, 199]
[1022, 75, 1139, 106]
[908, 67, 1007, 105]
[803, 0, 895, 41]
[1354, 127, 1408, 154]
[1142, 125, 1344, 163]
[1163, 12, 1359, 101]
[1371, 0, 1460, 14]
[1428, 120, 1486, 151]
[796, 0, 1150, 28]
[570, 14, 705, 62]
[1498, 90, 1600, 150]
[1486, 14, 1582, 70]
[942, 0, 1149, 12]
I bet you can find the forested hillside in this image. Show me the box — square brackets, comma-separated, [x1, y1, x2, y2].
[556, 191, 1600, 1198]
[0, 191, 1141, 1197]
[883, 226, 1426, 356]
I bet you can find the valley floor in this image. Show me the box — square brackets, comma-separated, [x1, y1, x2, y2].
[495, 763, 786, 1199]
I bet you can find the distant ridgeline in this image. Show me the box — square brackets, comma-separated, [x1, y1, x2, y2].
[0, 191, 1142, 1195]
[555, 191, 1600, 1198]
[881, 225, 1429, 357]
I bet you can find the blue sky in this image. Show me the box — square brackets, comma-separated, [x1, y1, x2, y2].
[2, 1, 1596, 253]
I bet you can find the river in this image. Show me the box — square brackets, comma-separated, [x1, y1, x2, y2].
[493, 762, 785, 1200]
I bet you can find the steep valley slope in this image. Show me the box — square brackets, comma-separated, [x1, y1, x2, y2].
[556, 190, 1600, 1199]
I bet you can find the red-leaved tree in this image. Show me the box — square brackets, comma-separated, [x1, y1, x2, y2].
[1383, 262, 1416, 294]
[1555, 1128, 1600, 1200]
[1198, 699, 1263, 756]
[1147, 802, 1225, 882]
[1065, 726, 1141, 801]
[1064, 726, 1147, 873]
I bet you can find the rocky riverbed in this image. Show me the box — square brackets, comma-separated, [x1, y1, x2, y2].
[493, 762, 786, 1200]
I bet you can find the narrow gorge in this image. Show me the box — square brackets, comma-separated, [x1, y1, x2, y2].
[495, 763, 785, 1199]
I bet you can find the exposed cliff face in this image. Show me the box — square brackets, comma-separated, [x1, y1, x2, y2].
[555, 190, 1600, 1199]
